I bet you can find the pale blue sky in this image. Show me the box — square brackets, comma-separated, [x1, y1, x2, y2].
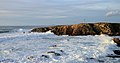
[0, 0, 120, 25]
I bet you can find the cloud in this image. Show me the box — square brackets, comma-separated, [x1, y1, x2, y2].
[0, 0, 120, 25]
[35, 15, 68, 19]
[106, 10, 120, 17]
[0, 10, 22, 16]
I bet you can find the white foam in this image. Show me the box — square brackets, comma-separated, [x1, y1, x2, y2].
[0, 32, 119, 63]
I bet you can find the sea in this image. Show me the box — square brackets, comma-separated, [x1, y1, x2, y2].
[0, 26, 120, 63]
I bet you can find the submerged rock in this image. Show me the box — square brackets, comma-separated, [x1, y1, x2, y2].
[60, 50, 64, 53]
[89, 58, 94, 59]
[47, 51, 61, 56]
[27, 56, 34, 60]
[113, 50, 120, 55]
[40, 55, 50, 61]
[41, 55, 49, 58]
[106, 54, 120, 58]
[54, 53, 61, 56]
[86, 57, 95, 60]
[49, 45, 57, 47]
[47, 51, 55, 54]
[31, 23, 120, 36]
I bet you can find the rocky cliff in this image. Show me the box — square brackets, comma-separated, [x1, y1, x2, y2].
[31, 23, 120, 36]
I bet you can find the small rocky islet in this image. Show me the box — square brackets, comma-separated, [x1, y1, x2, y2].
[31, 22, 120, 36]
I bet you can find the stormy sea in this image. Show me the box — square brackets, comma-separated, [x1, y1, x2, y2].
[0, 26, 120, 63]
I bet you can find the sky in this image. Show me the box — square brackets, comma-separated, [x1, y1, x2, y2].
[0, 0, 120, 26]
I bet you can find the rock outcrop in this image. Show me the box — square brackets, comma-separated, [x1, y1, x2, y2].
[31, 23, 120, 36]
[113, 38, 120, 46]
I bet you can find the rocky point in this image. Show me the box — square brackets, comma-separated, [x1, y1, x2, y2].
[31, 23, 120, 36]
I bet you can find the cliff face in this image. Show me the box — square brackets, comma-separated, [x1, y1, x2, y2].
[31, 23, 120, 36]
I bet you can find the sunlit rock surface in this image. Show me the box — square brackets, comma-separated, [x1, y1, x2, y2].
[31, 23, 120, 36]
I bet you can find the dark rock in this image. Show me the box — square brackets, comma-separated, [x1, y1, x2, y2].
[0, 30, 9, 33]
[117, 44, 120, 47]
[60, 50, 64, 53]
[54, 53, 61, 56]
[27, 56, 34, 60]
[113, 50, 120, 55]
[31, 27, 51, 32]
[50, 45, 57, 47]
[47, 51, 55, 54]
[47, 51, 61, 56]
[106, 55, 120, 58]
[89, 58, 94, 59]
[86, 57, 95, 59]
[41, 55, 49, 58]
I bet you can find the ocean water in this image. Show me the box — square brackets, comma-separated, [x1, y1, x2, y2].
[0, 26, 41, 33]
[0, 26, 120, 63]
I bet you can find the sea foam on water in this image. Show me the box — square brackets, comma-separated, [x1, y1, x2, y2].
[0, 31, 119, 63]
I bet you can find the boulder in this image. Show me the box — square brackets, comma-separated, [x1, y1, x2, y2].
[41, 55, 49, 58]
[113, 38, 120, 46]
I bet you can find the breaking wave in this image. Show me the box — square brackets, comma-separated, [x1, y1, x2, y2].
[0, 31, 119, 63]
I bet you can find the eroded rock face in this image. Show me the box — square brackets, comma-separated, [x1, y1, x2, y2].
[31, 23, 120, 36]
[71, 24, 96, 35]
[93, 23, 114, 35]
[51, 25, 73, 35]
[111, 23, 120, 35]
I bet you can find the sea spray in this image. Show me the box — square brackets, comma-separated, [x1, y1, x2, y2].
[0, 32, 119, 63]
